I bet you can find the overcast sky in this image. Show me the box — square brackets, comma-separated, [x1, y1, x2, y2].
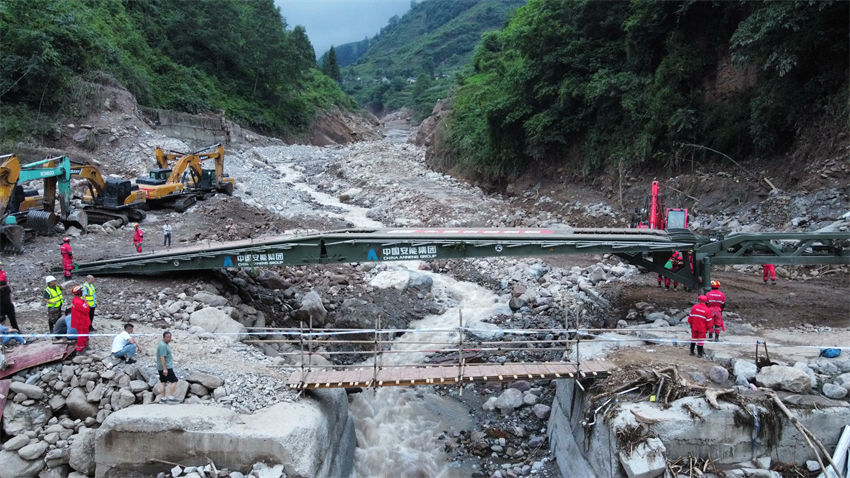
[276, 0, 412, 57]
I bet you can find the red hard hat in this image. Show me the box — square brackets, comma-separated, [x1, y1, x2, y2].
[711, 280, 721, 289]
[72, 285, 83, 296]
[698, 295, 707, 303]
[63, 237, 70, 242]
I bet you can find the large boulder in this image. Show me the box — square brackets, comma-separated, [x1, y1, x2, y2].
[258, 270, 287, 290]
[193, 292, 228, 307]
[369, 270, 410, 290]
[0, 450, 44, 478]
[793, 362, 817, 389]
[66, 388, 99, 419]
[3, 402, 52, 436]
[406, 271, 433, 291]
[17, 441, 48, 460]
[153, 380, 189, 403]
[111, 389, 136, 411]
[186, 371, 224, 390]
[2, 435, 29, 451]
[493, 388, 524, 413]
[733, 360, 758, 383]
[823, 383, 848, 400]
[96, 389, 354, 478]
[709, 366, 730, 384]
[69, 428, 96, 475]
[10, 382, 45, 400]
[297, 291, 327, 327]
[333, 298, 379, 329]
[756, 366, 813, 394]
[190, 307, 247, 341]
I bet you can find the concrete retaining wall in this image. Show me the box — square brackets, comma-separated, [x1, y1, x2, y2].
[549, 380, 850, 478]
[95, 389, 354, 478]
[141, 108, 245, 145]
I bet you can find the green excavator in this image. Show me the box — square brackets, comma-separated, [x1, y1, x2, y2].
[0, 154, 88, 252]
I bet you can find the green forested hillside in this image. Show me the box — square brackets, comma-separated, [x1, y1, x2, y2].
[333, 38, 372, 67]
[342, 0, 525, 117]
[444, 0, 849, 181]
[0, 0, 352, 141]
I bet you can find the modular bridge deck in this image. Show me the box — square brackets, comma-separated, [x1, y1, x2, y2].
[69, 227, 849, 290]
[286, 360, 610, 390]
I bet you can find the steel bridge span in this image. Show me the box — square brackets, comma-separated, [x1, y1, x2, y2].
[70, 227, 848, 291]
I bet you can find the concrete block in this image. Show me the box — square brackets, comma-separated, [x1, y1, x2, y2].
[95, 389, 353, 478]
[618, 437, 666, 478]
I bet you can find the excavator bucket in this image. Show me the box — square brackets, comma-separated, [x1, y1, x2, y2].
[23, 210, 57, 234]
[61, 210, 88, 232]
[0, 224, 24, 253]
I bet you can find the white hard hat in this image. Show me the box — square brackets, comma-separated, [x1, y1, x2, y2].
[45, 275, 57, 284]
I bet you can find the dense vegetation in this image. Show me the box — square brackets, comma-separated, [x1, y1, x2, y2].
[445, 0, 849, 181]
[341, 0, 525, 118]
[333, 38, 372, 67]
[0, 0, 353, 142]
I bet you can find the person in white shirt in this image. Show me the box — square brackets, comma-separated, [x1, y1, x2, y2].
[162, 220, 172, 248]
[111, 323, 141, 364]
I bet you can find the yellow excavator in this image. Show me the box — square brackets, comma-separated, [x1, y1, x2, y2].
[155, 144, 235, 195]
[0, 155, 25, 251]
[70, 162, 147, 224]
[0, 154, 88, 251]
[136, 153, 203, 212]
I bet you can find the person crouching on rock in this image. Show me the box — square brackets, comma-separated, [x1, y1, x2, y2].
[70, 286, 91, 353]
[52, 308, 77, 342]
[687, 295, 713, 358]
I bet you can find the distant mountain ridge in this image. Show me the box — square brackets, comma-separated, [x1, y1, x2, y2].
[333, 38, 371, 67]
[341, 0, 526, 117]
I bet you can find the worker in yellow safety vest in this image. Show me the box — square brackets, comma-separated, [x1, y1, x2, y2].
[43, 275, 64, 332]
[82, 275, 97, 331]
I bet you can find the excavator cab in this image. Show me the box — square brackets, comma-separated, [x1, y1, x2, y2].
[196, 168, 214, 190]
[101, 178, 138, 208]
[666, 208, 689, 229]
[137, 168, 172, 186]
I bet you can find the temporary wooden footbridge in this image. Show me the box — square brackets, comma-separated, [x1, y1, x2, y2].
[246, 322, 615, 391]
[285, 360, 610, 390]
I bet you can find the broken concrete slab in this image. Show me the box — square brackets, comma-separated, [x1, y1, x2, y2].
[95, 389, 354, 478]
[618, 437, 666, 478]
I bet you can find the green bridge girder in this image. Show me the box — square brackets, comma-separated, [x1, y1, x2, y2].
[69, 228, 849, 291]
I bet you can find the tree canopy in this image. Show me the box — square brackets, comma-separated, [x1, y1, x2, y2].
[321, 47, 342, 83]
[0, 0, 352, 140]
[445, 0, 849, 181]
[341, 0, 525, 117]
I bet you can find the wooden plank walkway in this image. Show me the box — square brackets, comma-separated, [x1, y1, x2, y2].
[287, 360, 609, 390]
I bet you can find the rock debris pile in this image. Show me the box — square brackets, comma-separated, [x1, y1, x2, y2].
[0, 352, 231, 478]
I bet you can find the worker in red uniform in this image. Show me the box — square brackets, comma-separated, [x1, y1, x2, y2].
[687, 295, 712, 357]
[762, 264, 776, 285]
[0, 261, 6, 282]
[658, 251, 683, 290]
[60, 237, 74, 278]
[705, 280, 726, 341]
[133, 223, 144, 253]
[70, 285, 91, 353]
